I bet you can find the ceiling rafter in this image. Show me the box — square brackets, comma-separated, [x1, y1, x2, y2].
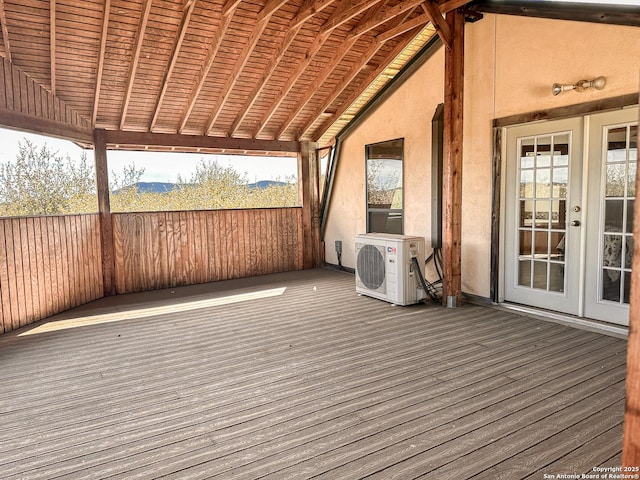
[222, 0, 243, 16]
[228, 25, 302, 137]
[423, 0, 452, 48]
[275, 1, 393, 139]
[438, 0, 471, 13]
[376, 11, 429, 42]
[311, 28, 422, 141]
[0, 0, 12, 62]
[289, 0, 339, 29]
[119, 0, 153, 130]
[321, 0, 385, 34]
[228, 0, 339, 137]
[203, 0, 288, 135]
[92, 0, 111, 126]
[150, 0, 197, 132]
[274, 36, 362, 139]
[178, 0, 238, 133]
[254, 0, 382, 139]
[252, 29, 331, 138]
[298, 9, 423, 140]
[50, 0, 56, 95]
[348, 0, 424, 39]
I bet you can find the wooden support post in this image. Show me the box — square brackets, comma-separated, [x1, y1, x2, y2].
[94, 129, 116, 296]
[441, 9, 464, 307]
[298, 141, 320, 269]
[623, 97, 640, 466]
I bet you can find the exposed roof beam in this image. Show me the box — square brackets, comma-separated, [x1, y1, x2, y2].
[0, 0, 12, 62]
[348, 0, 423, 39]
[150, 0, 196, 132]
[438, 0, 471, 13]
[257, 0, 289, 22]
[277, 1, 395, 138]
[229, 0, 336, 136]
[103, 130, 301, 153]
[92, 0, 111, 126]
[321, 0, 385, 34]
[252, 28, 331, 138]
[119, 0, 153, 130]
[297, 39, 383, 139]
[178, 0, 238, 133]
[423, 0, 452, 48]
[376, 12, 429, 42]
[255, 0, 387, 138]
[228, 25, 302, 137]
[204, 0, 287, 134]
[222, 0, 242, 16]
[472, 0, 640, 27]
[289, 0, 339, 29]
[50, 0, 56, 95]
[311, 29, 422, 141]
[275, 36, 361, 139]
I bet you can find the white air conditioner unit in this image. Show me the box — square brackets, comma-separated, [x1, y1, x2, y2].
[355, 233, 426, 306]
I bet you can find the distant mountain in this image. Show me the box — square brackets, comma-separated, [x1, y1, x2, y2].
[112, 182, 180, 194]
[247, 180, 288, 189]
[114, 180, 289, 194]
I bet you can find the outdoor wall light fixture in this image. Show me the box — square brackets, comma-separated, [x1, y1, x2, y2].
[552, 76, 606, 96]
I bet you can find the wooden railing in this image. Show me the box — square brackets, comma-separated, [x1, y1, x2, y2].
[0, 214, 103, 334]
[112, 207, 304, 294]
[0, 208, 304, 333]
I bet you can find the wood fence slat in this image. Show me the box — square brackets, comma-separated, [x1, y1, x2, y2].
[12, 67, 21, 113]
[241, 209, 252, 277]
[91, 214, 103, 300]
[3, 59, 14, 110]
[46, 217, 59, 314]
[26, 217, 41, 321]
[79, 215, 90, 304]
[8, 219, 25, 328]
[0, 58, 6, 109]
[0, 220, 10, 333]
[40, 217, 53, 317]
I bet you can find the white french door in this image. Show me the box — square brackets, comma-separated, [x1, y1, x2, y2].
[503, 107, 638, 326]
[504, 117, 584, 315]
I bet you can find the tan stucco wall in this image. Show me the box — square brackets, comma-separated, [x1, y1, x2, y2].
[324, 14, 640, 298]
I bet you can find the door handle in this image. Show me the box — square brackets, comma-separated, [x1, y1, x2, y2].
[571, 220, 581, 227]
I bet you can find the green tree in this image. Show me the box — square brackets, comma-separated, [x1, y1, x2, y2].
[0, 140, 96, 216]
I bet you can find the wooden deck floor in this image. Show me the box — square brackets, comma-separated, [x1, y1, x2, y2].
[0, 268, 627, 479]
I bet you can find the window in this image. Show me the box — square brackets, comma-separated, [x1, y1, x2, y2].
[366, 138, 403, 234]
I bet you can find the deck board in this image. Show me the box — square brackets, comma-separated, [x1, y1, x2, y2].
[0, 268, 627, 480]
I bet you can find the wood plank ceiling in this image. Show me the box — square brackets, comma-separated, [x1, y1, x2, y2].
[0, 0, 467, 149]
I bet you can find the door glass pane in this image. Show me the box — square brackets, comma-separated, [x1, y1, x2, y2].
[534, 231, 549, 259]
[553, 134, 570, 166]
[533, 261, 548, 289]
[551, 200, 566, 229]
[520, 200, 534, 227]
[536, 137, 552, 167]
[606, 164, 625, 196]
[549, 263, 564, 292]
[518, 260, 532, 287]
[600, 123, 636, 304]
[520, 171, 534, 197]
[516, 132, 570, 294]
[604, 200, 624, 231]
[536, 169, 551, 198]
[519, 230, 532, 256]
[535, 200, 550, 228]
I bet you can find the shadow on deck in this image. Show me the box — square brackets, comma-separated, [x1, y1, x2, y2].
[0, 268, 627, 479]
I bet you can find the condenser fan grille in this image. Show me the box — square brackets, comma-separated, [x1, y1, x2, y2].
[357, 244, 385, 290]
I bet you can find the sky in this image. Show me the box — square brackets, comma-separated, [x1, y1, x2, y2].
[0, 128, 298, 184]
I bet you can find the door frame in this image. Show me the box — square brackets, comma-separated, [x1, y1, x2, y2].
[490, 94, 638, 307]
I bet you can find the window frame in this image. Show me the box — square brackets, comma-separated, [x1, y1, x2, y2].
[365, 138, 404, 234]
